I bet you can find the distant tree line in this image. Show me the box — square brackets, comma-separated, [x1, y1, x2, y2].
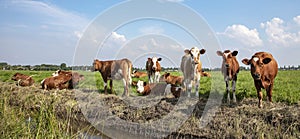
[1, 62, 300, 71]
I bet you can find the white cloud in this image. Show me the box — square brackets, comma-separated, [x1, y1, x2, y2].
[111, 32, 127, 42]
[261, 17, 300, 47]
[293, 15, 300, 25]
[219, 24, 263, 47]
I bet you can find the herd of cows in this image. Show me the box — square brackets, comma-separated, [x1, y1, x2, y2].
[10, 47, 278, 108]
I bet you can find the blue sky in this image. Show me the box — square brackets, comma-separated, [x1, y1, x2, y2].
[0, 0, 300, 68]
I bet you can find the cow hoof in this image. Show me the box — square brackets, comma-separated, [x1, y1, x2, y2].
[258, 104, 263, 108]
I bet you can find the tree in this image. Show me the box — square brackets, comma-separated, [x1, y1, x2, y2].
[60, 63, 67, 70]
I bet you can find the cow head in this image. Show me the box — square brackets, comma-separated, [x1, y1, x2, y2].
[159, 72, 170, 82]
[11, 73, 21, 81]
[92, 59, 101, 72]
[242, 55, 272, 80]
[190, 47, 206, 63]
[146, 57, 162, 72]
[217, 50, 238, 69]
[136, 80, 147, 94]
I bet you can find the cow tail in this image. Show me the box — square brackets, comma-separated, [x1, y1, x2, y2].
[129, 63, 132, 85]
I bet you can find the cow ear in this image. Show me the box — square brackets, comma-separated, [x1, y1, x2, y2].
[232, 51, 238, 56]
[242, 58, 250, 65]
[262, 58, 272, 64]
[184, 49, 190, 54]
[216, 51, 223, 56]
[166, 73, 170, 76]
[157, 58, 162, 61]
[200, 49, 206, 54]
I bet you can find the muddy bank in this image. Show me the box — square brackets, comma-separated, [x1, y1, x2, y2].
[1, 82, 300, 138]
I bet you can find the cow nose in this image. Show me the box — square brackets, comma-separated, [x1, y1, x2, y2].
[254, 73, 260, 79]
[225, 64, 229, 68]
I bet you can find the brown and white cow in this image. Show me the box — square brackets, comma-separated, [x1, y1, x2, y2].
[242, 52, 278, 108]
[217, 50, 240, 103]
[131, 70, 148, 78]
[52, 70, 85, 89]
[201, 71, 211, 77]
[92, 58, 132, 96]
[180, 47, 206, 97]
[159, 72, 183, 86]
[41, 72, 72, 90]
[11, 73, 35, 87]
[136, 80, 181, 98]
[146, 57, 162, 83]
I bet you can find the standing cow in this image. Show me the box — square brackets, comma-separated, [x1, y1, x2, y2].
[217, 50, 239, 103]
[146, 57, 162, 83]
[180, 47, 206, 97]
[92, 58, 132, 96]
[242, 52, 278, 108]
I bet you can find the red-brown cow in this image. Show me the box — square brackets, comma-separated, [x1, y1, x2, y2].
[146, 57, 162, 83]
[159, 72, 183, 86]
[217, 50, 240, 103]
[11, 73, 35, 87]
[131, 70, 147, 78]
[52, 70, 85, 89]
[92, 58, 132, 96]
[136, 80, 181, 98]
[180, 47, 205, 97]
[242, 52, 278, 108]
[41, 72, 72, 90]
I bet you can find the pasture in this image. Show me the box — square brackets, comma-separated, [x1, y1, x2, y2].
[0, 69, 299, 138]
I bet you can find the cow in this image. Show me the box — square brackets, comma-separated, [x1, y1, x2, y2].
[242, 52, 278, 108]
[41, 72, 72, 90]
[146, 57, 162, 83]
[136, 80, 181, 98]
[159, 72, 183, 86]
[11, 73, 35, 87]
[52, 70, 85, 89]
[92, 58, 132, 96]
[131, 70, 148, 78]
[180, 47, 206, 97]
[217, 50, 240, 103]
[201, 70, 211, 77]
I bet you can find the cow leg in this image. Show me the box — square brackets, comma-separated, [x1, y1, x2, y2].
[122, 78, 129, 97]
[266, 84, 273, 103]
[232, 79, 237, 103]
[187, 79, 192, 97]
[109, 80, 114, 94]
[103, 79, 108, 95]
[195, 74, 200, 97]
[154, 71, 160, 83]
[255, 81, 263, 108]
[225, 79, 230, 103]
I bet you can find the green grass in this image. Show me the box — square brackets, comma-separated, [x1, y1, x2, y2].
[1, 70, 300, 104]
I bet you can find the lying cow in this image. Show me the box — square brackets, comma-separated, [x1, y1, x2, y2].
[52, 70, 85, 89]
[242, 52, 278, 108]
[92, 59, 132, 96]
[217, 50, 239, 103]
[159, 72, 183, 86]
[146, 57, 162, 83]
[201, 71, 211, 77]
[136, 80, 181, 98]
[41, 72, 72, 90]
[180, 47, 206, 97]
[11, 73, 35, 86]
[131, 70, 147, 78]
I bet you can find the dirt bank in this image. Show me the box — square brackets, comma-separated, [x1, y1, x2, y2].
[1, 82, 299, 138]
